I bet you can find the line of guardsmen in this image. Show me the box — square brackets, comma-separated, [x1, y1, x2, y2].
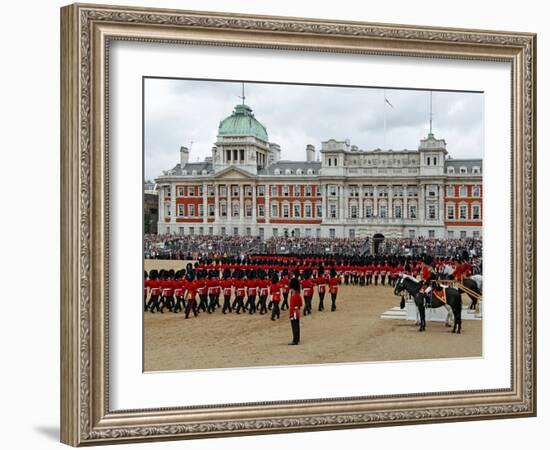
[144, 254, 475, 320]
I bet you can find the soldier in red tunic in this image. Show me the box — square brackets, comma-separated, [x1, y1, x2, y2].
[301, 270, 314, 316]
[233, 272, 247, 314]
[314, 266, 327, 312]
[173, 272, 187, 314]
[245, 272, 258, 314]
[220, 272, 233, 314]
[269, 274, 282, 321]
[280, 271, 290, 311]
[145, 270, 161, 313]
[184, 272, 199, 319]
[257, 271, 269, 315]
[288, 277, 303, 345]
[328, 268, 340, 312]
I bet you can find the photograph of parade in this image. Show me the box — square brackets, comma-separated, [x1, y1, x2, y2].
[143, 79, 483, 371]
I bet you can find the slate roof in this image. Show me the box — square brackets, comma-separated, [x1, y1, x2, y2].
[258, 160, 322, 175]
[444, 158, 483, 174]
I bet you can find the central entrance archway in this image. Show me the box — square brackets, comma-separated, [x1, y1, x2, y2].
[372, 233, 385, 255]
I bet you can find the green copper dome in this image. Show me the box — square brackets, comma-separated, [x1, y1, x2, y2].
[218, 104, 268, 141]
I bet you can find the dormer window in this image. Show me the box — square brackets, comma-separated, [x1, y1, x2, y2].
[182, 170, 187, 175]
[460, 167, 467, 174]
[274, 168, 281, 175]
[307, 168, 313, 175]
[296, 168, 303, 175]
[285, 169, 292, 175]
[472, 166, 480, 174]
[448, 167, 455, 174]
[191, 170, 197, 175]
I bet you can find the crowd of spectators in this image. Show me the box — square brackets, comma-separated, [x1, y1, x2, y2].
[144, 234, 482, 260]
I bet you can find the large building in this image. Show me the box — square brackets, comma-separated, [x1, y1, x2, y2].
[155, 101, 482, 239]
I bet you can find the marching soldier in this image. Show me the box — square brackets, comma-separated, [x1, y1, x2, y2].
[288, 277, 303, 345]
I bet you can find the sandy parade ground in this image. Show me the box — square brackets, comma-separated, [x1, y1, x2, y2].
[144, 259, 482, 372]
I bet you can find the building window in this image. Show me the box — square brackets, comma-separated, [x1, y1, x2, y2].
[364, 204, 373, 218]
[207, 185, 214, 196]
[409, 205, 417, 219]
[428, 205, 436, 219]
[460, 167, 467, 174]
[274, 168, 281, 175]
[459, 185, 467, 197]
[394, 204, 402, 218]
[305, 228, 311, 237]
[246, 227, 251, 236]
[285, 169, 292, 175]
[198, 185, 203, 196]
[329, 228, 336, 238]
[271, 203, 278, 217]
[219, 185, 227, 196]
[208, 204, 214, 217]
[198, 204, 204, 217]
[221, 226, 226, 236]
[459, 205, 467, 220]
[473, 231, 480, 238]
[448, 230, 454, 238]
[305, 185, 312, 196]
[258, 204, 265, 217]
[259, 228, 264, 238]
[188, 186, 195, 196]
[448, 167, 455, 174]
[234, 227, 239, 236]
[472, 185, 480, 197]
[447, 186, 454, 197]
[294, 185, 301, 196]
[428, 229, 435, 238]
[245, 203, 252, 217]
[472, 205, 480, 220]
[273, 228, 278, 237]
[283, 185, 289, 196]
[232, 185, 239, 197]
[177, 204, 184, 217]
[427, 156, 431, 166]
[433, 157, 437, 165]
[245, 185, 252, 196]
[283, 204, 290, 218]
[199, 226, 204, 236]
[232, 203, 240, 217]
[177, 186, 184, 197]
[329, 204, 337, 219]
[271, 185, 278, 196]
[472, 166, 481, 174]
[239, 149, 244, 161]
[258, 185, 265, 196]
[349, 204, 358, 219]
[379, 204, 388, 218]
[409, 229, 415, 238]
[460, 230, 467, 238]
[189, 204, 195, 217]
[349, 229, 355, 238]
[329, 185, 337, 196]
[220, 202, 227, 217]
[209, 227, 213, 235]
[316, 203, 322, 218]
[447, 205, 455, 219]
[305, 204, 312, 218]
[363, 186, 373, 197]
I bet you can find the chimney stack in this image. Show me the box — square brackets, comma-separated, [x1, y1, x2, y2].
[306, 144, 315, 162]
[180, 146, 189, 167]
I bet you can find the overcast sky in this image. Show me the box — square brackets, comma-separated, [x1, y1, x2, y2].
[144, 78, 483, 181]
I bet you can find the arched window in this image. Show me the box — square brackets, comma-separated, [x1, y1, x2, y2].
[472, 166, 481, 174]
[274, 168, 281, 175]
[181, 170, 187, 175]
[296, 168, 303, 175]
[285, 169, 292, 175]
[447, 167, 455, 174]
[307, 168, 314, 175]
[460, 166, 467, 174]
[201, 169, 207, 175]
[191, 170, 197, 175]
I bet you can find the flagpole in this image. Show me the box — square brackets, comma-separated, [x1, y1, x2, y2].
[383, 89, 387, 149]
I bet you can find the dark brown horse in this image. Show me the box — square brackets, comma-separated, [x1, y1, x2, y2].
[394, 274, 463, 333]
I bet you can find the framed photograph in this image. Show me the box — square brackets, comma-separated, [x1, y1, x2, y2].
[60, 3, 536, 446]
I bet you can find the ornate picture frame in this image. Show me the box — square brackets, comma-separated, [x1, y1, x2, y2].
[60, 3, 536, 446]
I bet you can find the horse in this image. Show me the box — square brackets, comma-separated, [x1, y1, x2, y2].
[461, 274, 482, 310]
[394, 274, 463, 333]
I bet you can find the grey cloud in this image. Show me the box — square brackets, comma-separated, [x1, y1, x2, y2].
[144, 79, 482, 180]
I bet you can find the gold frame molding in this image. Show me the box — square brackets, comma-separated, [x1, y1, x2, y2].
[60, 3, 536, 446]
